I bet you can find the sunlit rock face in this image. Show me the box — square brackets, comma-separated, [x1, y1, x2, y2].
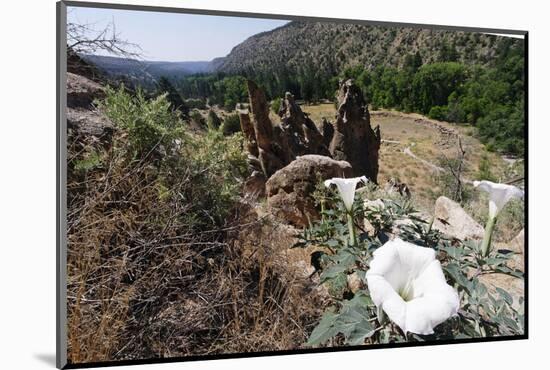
[329, 79, 381, 182]
[266, 155, 352, 227]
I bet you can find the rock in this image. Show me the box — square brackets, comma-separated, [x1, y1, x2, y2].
[278, 92, 330, 157]
[66, 72, 113, 143]
[67, 108, 113, 139]
[243, 170, 267, 199]
[508, 228, 525, 255]
[473, 229, 525, 310]
[432, 196, 484, 240]
[266, 155, 352, 227]
[384, 178, 411, 197]
[246, 80, 285, 177]
[496, 228, 525, 271]
[245, 80, 332, 179]
[238, 108, 259, 157]
[231, 201, 331, 301]
[67, 72, 105, 108]
[321, 118, 334, 147]
[329, 79, 381, 181]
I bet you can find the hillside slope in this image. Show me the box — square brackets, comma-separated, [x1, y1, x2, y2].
[215, 21, 521, 75]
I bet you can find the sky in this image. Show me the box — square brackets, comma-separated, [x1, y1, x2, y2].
[67, 6, 289, 62]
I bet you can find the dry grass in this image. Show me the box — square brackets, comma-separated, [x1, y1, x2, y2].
[66, 129, 323, 364]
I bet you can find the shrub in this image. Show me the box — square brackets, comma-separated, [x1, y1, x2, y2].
[221, 113, 241, 136]
[190, 109, 206, 127]
[207, 109, 222, 129]
[271, 98, 282, 114]
[477, 154, 497, 182]
[428, 105, 448, 121]
[184, 98, 207, 110]
[67, 90, 257, 362]
[99, 85, 183, 158]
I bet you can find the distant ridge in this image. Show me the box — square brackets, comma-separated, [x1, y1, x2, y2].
[81, 54, 214, 83]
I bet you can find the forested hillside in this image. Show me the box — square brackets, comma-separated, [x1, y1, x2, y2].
[174, 22, 524, 154]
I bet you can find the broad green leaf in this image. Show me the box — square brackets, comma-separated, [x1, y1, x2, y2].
[444, 263, 473, 293]
[319, 264, 347, 283]
[306, 311, 339, 346]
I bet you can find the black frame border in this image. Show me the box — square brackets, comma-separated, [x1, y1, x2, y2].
[57, 1, 529, 369]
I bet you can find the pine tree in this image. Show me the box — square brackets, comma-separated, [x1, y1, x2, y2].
[156, 76, 188, 116]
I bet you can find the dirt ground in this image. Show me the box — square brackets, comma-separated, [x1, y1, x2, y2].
[301, 103, 515, 212]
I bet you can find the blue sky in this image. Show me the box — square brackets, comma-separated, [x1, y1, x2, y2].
[67, 6, 289, 62]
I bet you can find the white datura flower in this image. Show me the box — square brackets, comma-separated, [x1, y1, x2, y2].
[324, 176, 368, 212]
[366, 238, 459, 335]
[473, 180, 524, 219]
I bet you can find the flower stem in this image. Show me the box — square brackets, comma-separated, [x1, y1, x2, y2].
[481, 215, 497, 257]
[347, 212, 357, 247]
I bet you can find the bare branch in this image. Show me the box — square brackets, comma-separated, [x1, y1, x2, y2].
[67, 18, 143, 60]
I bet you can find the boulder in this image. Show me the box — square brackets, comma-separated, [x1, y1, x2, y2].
[66, 72, 113, 143]
[329, 79, 381, 182]
[67, 108, 113, 139]
[67, 72, 105, 108]
[432, 196, 484, 240]
[266, 155, 352, 227]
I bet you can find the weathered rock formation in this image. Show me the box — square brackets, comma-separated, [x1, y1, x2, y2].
[240, 79, 381, 224]
[278, 92, 331, 158]
[329, 79, 381, 182]
[265, 155, 352, 227]
[242, 80, 331, 179]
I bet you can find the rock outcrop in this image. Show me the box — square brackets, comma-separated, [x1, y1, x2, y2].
[66, 72, 113, 141]
[242, 80, 331, 179]
[240, 79, 381, 218]
[432, 196, 484, 240]
[329, 79, 381, 182]
[278, 92, 331, 158]
[265, 155, 352, 227]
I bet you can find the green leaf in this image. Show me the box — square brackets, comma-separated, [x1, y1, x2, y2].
[346, 320, 376, 345]
[319, 264, 347, 283]
[306, 311, 339, 346]
[332, 249, 357, 267]
[326, 239, 340, 248]
[348, 290, 373, 307]
[494, 265, 524, 278]
[444, 263, 473, 293]
[496, 287, 513, 306]
[440, 245, 466, 260]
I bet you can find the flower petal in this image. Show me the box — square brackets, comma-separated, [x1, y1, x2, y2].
[474, 180, 524, 218]
[324, 179, 335, 188]
[323, 176, 369, 211]
[366, 239, 460, 335]
[366, 275, 407, 330]
[406, 260, 460, 334]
